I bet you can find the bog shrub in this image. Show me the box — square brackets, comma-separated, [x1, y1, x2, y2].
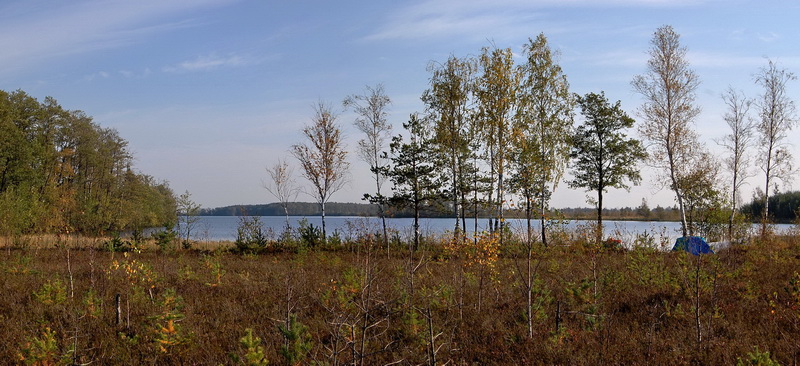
[17, 327, 71, 365]
[236, 328, 268, 365]
[297, 219, 322, 249]
[105, 233, 133, 252]
[33, 278, 67, 306]
[736, 346, 780, 366]
[278, 314, 312, 365]
[235, 216, 268, 253]
[152, 227, 177, 252]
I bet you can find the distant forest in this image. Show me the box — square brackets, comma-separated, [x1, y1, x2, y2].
[200, 202, 379, 217]
[200, 202, 450, 218]
[202, 193, 800, 223]
[741, 190, 800, 223]
[200, 201, 685, 221]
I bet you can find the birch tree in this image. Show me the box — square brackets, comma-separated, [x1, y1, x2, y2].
[343, 84, 392, 254]
[264, 159, 300, 233]
[754, 59, 797, 232]
[476, 45, 518, 238]
[423, 55, 475, 239]
[291, 102, 349, 243]
[515, 33, 574, 247]
[717, 87, 754, 240]
[632, 25, 701, 238]
[513, 33, 573, 340]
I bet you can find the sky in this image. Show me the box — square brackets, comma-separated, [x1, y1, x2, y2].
[2, 0, 800, 210]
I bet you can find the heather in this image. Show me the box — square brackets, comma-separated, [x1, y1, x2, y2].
[2, 227, 798, 365]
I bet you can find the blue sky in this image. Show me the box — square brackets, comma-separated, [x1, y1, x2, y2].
[2, 0, 799, 209]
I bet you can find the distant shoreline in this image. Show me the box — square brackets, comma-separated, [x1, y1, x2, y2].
[197, 202, 795, 224]
[196, 215, 795, 224]
[199, 212, 685, 222]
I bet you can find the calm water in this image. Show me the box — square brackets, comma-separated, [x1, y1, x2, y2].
[182, 216, 793, 245]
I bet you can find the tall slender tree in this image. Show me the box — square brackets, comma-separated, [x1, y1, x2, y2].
[387, 113, 443, 251]
[264, 159, 300, 232]
[508, 127, 538, 245]
[422, 55, 475, 240]
[476, 45, 518, 238]
[632, 25, 701, 238]
[291, 102, 349, 243]
[343, 84, 393, 254]
[515, 33, 574, 247]
[718, 87, 754, 240]
[507, 121, 542, 340]
[754, 59, 797, 233]
[463, 119, 487, 244]
[569, 92, 646, 242]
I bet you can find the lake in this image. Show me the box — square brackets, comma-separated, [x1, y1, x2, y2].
[181, 216, 794, 246]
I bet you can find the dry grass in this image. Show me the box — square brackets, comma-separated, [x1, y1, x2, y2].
[1, 233, 799, 365]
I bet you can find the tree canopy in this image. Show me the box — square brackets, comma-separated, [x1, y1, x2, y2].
[632, 25, 701, 237]
[569, 91, 646, 237]
[0, 89, 176, 235]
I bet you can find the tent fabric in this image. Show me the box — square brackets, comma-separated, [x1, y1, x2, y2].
[671, 236, 715, 255]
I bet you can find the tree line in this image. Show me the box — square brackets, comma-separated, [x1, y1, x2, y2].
[0, 90, 176, 236]
[741, 190, 800, 223]
[271, 25, 797, 246]
[199, 201, 688, 221]
[200, 202, 380, 217]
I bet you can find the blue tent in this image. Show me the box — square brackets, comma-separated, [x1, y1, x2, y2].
[671, 236, 714, 255]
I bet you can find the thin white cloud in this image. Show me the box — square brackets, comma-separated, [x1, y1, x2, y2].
[587, 50, 649, 67]
[0, 0, 237, 77]
[366, 0, 709, 42]
[163, 53, 253, 73]
[757, 32, 781, 43]
[83, 68, 153, 81]
[83, 71, 110, 81]
[118, 68, 153, 79]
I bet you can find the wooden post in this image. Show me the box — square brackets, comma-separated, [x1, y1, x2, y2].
[555, 301, 562, 333]
[115, 294, 121, 326]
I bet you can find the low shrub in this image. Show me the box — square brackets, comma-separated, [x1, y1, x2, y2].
[152, 227, 178, 252]
[105, 233, 133, 252]
[297, 219, 322, 249]
[235, 216, 269, 253]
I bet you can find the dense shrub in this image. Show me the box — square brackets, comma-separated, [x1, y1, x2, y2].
[234, 216, 269, 253]
[104, 233, 133, 252]
[152, 227, 178, 252]
[297, 218, 322, 248]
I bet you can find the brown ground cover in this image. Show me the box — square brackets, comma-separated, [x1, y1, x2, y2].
[1, 232, 798, 365]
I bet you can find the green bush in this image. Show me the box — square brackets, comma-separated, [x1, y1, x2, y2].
[105, 233, 132, 252]
[297, 219, 322, 248]
[278, 314, 312, 365]
[152, 227, 178, 252]
[235, 216, 269, 253]
[236, 328, 268, 365]
[33, 279, 67, 306]
[736, 346, 780, 366]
